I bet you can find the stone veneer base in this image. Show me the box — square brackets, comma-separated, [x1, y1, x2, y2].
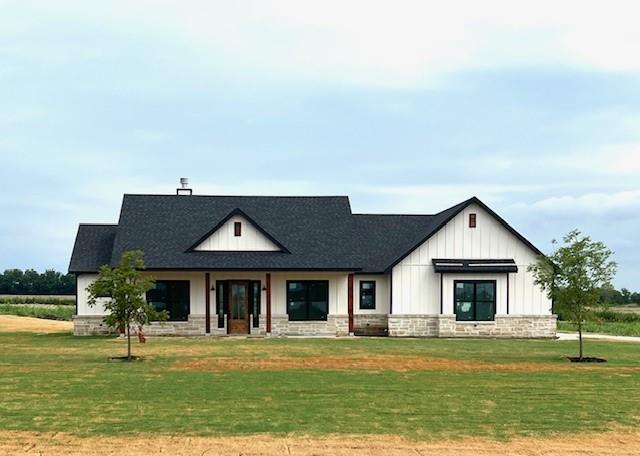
[73, 314, 267, 337]
[388, 314, 557, 338]
[74, 314, 556, 338]
[270, 314, 349, 336]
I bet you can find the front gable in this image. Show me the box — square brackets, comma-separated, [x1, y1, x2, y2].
[189, 209, 286, 252]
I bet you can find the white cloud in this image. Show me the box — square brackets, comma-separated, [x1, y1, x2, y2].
[4, 1, 640, 89]
[510, 190, 640, 215]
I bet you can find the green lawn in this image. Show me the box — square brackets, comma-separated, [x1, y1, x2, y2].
[0, 332, 639, 440]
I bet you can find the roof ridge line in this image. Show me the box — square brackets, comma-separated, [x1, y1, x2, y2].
[122, 193, 350, 198]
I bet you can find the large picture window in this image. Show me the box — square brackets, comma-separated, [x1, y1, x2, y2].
[454, 280, 495, 322]
[287, 280, 329, 321]
[359, 281, 376, 310]
[146, 280, 190, 321]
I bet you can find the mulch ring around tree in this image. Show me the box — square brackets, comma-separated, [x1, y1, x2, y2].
[109, 356, 144, 362]
[567, 356, 607, 363]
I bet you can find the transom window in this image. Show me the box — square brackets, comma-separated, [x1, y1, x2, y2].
[454, 280, 495, 321]
[146, 280, 190, 321]
[286, 280, 329, 321]
[359, 281, 376, 310]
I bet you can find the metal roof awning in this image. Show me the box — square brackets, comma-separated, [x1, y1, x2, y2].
[432, 258, 518, 273]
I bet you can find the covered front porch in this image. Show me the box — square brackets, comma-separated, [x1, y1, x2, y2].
[141, 270, 363, 337]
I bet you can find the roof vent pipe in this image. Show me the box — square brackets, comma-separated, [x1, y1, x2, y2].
[176, 177, 193, 196]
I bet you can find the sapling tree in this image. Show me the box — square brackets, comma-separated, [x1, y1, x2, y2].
[86, 250, 166, 360]
[528, 229, 616, 360]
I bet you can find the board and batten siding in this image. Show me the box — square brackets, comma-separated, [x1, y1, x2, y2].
[391, 203, 552, 316]
[194, 215, 280, 251]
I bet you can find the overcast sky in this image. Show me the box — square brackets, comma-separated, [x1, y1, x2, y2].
[1, 1, 639, 288]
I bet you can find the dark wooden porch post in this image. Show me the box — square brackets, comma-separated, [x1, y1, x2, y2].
[266, 273, 272, 334]
[205, 273, 211, 334]
[348, 273, 354, 335]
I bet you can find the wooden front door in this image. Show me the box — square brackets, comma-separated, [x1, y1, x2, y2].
[228, 282, 250, 334]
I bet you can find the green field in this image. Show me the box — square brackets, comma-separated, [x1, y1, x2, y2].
[0, 304, 75, 321]
[0, 332, 639, 440]
[558, 321, 640, 337]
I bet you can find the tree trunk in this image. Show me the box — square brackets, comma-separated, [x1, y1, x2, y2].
[126, 322, 131, 360]
[578, 320, 584, 360]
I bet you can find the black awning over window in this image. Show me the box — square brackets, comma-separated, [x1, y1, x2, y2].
[432, 258, 518, 273]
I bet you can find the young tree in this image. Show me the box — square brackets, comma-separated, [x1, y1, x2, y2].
[529, 229, 617, 360]
[86, 250, 166, 360]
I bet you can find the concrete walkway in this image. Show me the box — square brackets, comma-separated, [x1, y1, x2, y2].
[557, 331, 640, 343]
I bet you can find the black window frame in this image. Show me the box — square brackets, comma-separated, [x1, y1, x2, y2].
[234, 221, 242, 236]
[286, 280, 329, 321]
[359, 280, 376, 310]
[453, 280, 496, 322]
[146, 280, 190, 322]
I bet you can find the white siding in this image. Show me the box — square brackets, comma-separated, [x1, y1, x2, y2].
[76, 274, 106, 315]
[391, 203, 552, 316]
[354, 275, 390, 315]
[76, 272, 206, 317]
[194, 215, 280, 251]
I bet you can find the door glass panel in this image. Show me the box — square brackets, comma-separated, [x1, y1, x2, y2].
[252, 282, 261, 327]
[230, 284, 247, 319]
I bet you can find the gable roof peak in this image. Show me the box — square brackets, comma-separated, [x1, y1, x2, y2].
[185, 207, 290, 253]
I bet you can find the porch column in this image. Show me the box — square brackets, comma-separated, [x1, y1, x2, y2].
[205, 273, 211, 334]
[266, 272, 272, 334]
[348, 273, 354, 335]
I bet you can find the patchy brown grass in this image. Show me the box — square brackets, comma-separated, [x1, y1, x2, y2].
[171, 354, 640, 373]
[1, 430, 639, 455]
[0, 315, 72, 333]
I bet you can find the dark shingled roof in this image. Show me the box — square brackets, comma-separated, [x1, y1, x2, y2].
[68, 224, 117, 273]
[68, 195, 541, 274]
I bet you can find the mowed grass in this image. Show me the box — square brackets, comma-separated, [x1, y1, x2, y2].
[0, 332, 639, 440]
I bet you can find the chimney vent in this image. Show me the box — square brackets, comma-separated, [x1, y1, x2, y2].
[176, 178, 193, 196]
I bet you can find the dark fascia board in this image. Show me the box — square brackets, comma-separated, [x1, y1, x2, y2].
[71, 266, 362, 273]
[144, 267, 362, 272]
[383, 196, 544, 273]
[185, 207, 291, 253]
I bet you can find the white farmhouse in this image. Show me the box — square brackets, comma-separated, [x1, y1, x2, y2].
[69, 189, 555, 338]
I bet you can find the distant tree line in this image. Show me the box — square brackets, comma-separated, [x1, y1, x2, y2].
[599, 286, 640, 306]
[0, 269, 75, 295]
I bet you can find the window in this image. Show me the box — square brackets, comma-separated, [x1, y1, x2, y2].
[146, 280, 190, 321]
[454, 280, 495, 321]
[216, 281, 226, 328]
[287, 280, 329, 321]
[359, 281, 376, 309]
[469, 213, 477, 228]
[234, 221, 242, 236]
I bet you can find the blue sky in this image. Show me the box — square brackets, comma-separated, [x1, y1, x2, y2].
[1, 1, 639, 288]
